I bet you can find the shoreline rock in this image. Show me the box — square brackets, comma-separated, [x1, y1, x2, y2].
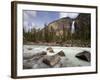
[23, 51, 47, 60]
[43, 55, 61, 67]
[75, 51, 91, 62]
[57, 50, 65, 57]
[47, 47, 54, 53]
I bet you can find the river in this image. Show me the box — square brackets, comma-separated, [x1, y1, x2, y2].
[23, 45, 91, 69]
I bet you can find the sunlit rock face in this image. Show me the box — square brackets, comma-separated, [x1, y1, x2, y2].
[47, 17, 72, 36]
[46, 13, 79, 35]
[46, 13, 90, 40]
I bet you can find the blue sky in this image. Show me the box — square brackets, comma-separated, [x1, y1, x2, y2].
[23, 10, 79, 32]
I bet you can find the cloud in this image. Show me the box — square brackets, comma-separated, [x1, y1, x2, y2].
[23, 11, 37, 21]
[68, 13, 79, 19]
[23, 11, 37, 32]
[59, 13, 69, 18]
[59, 12, 79, 19]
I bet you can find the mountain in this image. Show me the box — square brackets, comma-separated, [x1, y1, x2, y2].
[44, 13, 91, 41]
[46, 17, 72, 36]
[23, 13, 91, 45]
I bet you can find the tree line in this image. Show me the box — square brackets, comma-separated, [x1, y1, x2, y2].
[23, 23, 90, 43]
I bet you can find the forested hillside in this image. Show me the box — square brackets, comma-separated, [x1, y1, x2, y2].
[23, 13, 91, 47]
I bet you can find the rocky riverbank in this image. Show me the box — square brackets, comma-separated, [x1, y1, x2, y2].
[23, 46, 91, 69]
[24, 40, 90, 47]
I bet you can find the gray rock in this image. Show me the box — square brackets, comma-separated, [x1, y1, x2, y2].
[53, 61, 62, 68]
[30, 51, 47, 60]
[23, 60, 34, 69]
[47, 47, 54, 53]
[57, 50, 65, 56]
[23, 53, 34, 60]
[23, 51, 47, 60]
[27, 47, 33, 50]
[75, 51, 91, 62]
[43, 55, 61, 67]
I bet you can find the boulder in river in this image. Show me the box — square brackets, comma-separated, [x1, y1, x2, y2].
[43, 54, 61, 67]
[75, 51, 91, 62]
[27, 47, 33, 50]
[47, 47, 54, 53]
[23, 60, 33, 69]
[57, 50, 65, 57]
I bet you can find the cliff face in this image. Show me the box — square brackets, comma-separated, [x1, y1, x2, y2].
[48, 17, 72, 30]
[47, 17, 72, 36]
[75, 13, 91, 40]
[45, 13, 91, 40]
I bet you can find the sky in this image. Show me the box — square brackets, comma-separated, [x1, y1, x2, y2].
[23, 10, 79, 32]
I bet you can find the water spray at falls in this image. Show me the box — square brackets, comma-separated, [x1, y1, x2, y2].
[71, 20, 75, 34]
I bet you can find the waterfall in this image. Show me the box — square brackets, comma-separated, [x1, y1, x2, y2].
[71, 20, 75, 34]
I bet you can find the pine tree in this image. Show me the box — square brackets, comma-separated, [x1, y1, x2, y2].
[62, 24, 66, 42]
